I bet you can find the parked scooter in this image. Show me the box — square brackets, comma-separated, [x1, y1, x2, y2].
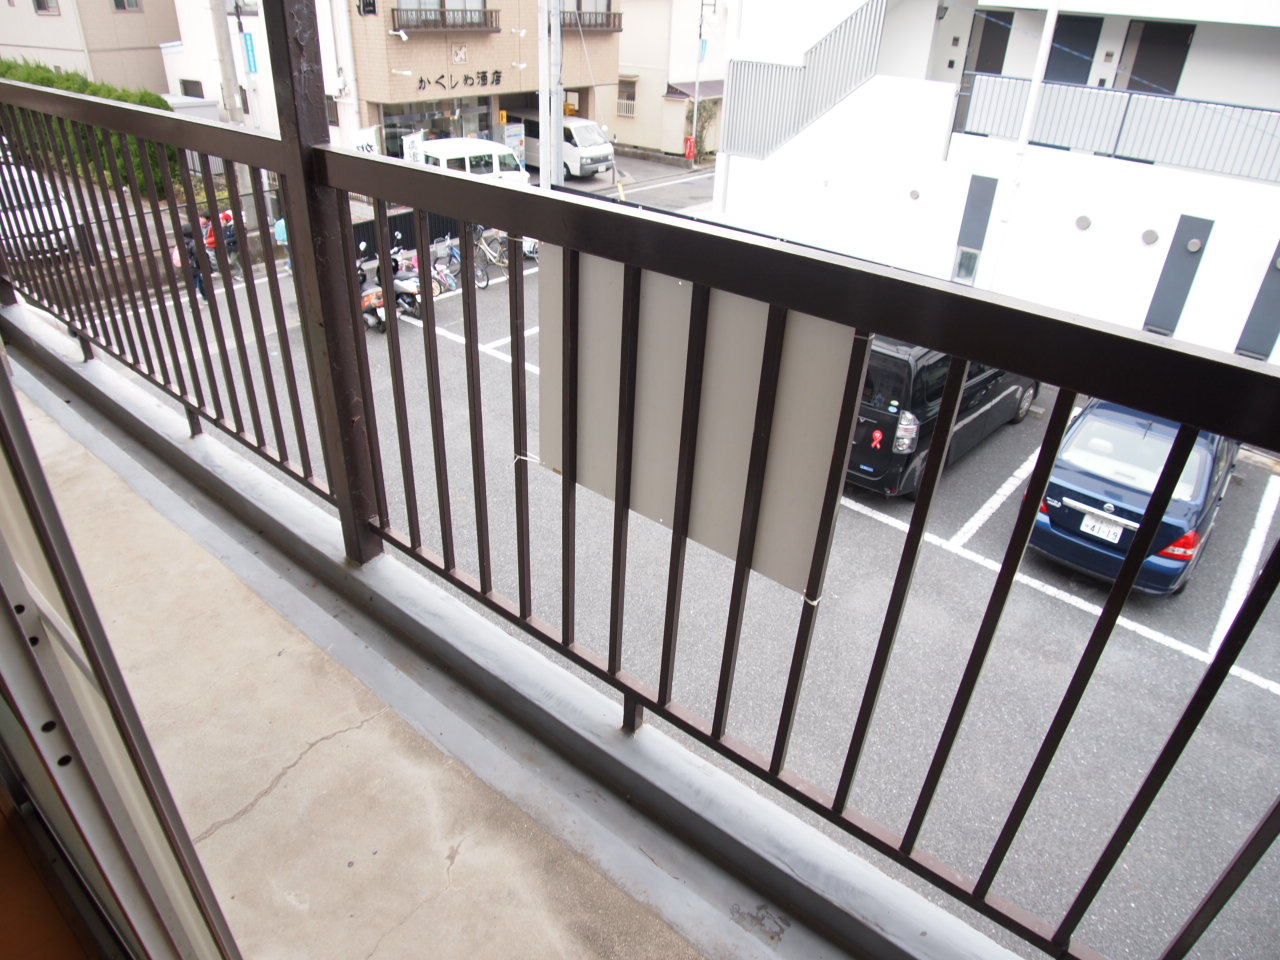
[356, 242, 387, 333]
[388, 232, 422, 319]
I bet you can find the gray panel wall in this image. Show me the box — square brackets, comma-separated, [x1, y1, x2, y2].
[957, 175, 999, 250]
[1143, 215, 1213, 336]
[1236, 237, 1280, 361]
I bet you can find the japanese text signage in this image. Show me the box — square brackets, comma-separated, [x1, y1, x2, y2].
[416, 70, 503, 91]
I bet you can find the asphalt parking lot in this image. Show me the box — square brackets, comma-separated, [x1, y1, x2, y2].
[140, 234, 1280, 960]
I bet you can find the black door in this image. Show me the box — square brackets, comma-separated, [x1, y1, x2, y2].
[1044, 15, 1103, 85]
[970, 10, 1015, 75]
[1119, 21, 1194, 95]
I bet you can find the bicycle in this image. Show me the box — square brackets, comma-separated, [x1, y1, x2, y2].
[433, 232, 489, 290]
[432, 234, 462, 278]
[473, 226, 509, 278]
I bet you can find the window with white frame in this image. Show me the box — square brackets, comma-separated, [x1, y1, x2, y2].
[113, 0, 140, 9]
[34, 0, 60, 13]
[617, 79, 635, 118]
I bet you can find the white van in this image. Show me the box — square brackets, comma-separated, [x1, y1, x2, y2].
[406, 136, 530, 185]
[506, 111, 614, 178]
[0, 162, 78, 259]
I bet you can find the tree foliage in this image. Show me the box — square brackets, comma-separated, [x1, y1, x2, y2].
[0, 58, 178, 192]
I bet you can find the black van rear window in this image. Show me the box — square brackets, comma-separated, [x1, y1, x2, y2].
[862, 354, 909, 411]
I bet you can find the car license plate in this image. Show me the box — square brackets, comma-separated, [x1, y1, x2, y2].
[1080, 512, 1123, 544]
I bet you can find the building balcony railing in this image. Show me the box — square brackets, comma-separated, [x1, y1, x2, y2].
[2, 4, 1280, 958]
[616, 98, 635, 118]
[560, 10, 622, 31]
[954, 71, 1280, 183]
[391, 6, 500, 33]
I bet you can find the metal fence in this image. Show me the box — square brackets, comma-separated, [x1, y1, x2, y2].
[2, 7, 1280, 958]
[956, 72, 1280, 182]
[721, 0, 885, 159]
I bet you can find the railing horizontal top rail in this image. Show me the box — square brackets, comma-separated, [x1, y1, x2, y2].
[0, 79, 286, 170]
[316, 144, 1280, 451]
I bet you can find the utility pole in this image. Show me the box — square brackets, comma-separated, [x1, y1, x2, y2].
[689, 0, 714, 168]
[538, 0, 565, 188]
[211, 0, 244, 125]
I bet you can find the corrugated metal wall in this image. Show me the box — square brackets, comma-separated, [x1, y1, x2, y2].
[722, 0, 886, 159]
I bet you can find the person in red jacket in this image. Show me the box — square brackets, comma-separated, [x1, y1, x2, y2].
[198, 212, 219, 274]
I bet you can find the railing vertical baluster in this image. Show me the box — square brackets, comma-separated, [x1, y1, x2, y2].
[976, 423, 1201, 902]
[56, 118, 128, 356]
[900, 389, 1078, 855]
[82, 118, 148, 371]
[658, 284, 710, 706]
[1159, 792, 1280, 960]
[233, 170, 290, 465]
[608, 265, 642, 676]
[249, 173, 312, 477]
[118, 136, 183, 394]
[1052, 537, 1280, 949]
[223, 161, 285, 458]
[622, 693, 645, 734]
[0, 244, 13, 308]
[131, 135, 190, 399]
[458, 221, 493, 594]
[833, 356, 969, 812]
[712, 305, 787, 741]
[196, 152, 257, 440]
[562, 248, 580, 646]
[2, 107, 74, 325]
[148, 140, 212, 420]
[263, 0, 382, 562]
[374, 200, 422, 550]
[770, 331, 872, 775]
[0, 110, 45, 306]
[99, 132, 166, 383]
[505, 234, 532, 617]
[174, 150, 229, 422]
[413, 210, 455, 570]
[336, 197, 388, 528]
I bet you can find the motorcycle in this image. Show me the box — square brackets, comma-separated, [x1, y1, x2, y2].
[355, 242, 387, 333]
[388, 232, 422, 319]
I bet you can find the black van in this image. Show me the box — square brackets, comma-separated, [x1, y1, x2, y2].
[846, 338, 1038, 497]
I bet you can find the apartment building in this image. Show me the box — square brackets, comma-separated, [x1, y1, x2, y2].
[615, 0, 728, 156]
[0, 0, 178, 93]
[351, 0, 620, 157]
[714, 0, 1280, 363]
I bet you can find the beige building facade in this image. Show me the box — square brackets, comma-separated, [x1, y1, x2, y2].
[0, 0, 178, 93]
[349, 1, 621, 156]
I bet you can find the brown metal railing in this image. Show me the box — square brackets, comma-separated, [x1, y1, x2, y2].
[2, 4, 1280, 958]
[392, 7, 500, 32]
[561, 10, 622, 31]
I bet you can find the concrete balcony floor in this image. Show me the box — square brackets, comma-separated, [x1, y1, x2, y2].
[11, 342, 854, 960]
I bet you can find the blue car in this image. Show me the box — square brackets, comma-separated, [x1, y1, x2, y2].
[1029, 400, 1238, 596]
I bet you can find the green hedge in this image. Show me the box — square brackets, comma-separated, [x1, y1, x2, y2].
[0, 58, 178, 191]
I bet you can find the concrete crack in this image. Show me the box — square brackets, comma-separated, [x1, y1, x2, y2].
[365, 834, 473, 960]
[193, 707, 388, 844]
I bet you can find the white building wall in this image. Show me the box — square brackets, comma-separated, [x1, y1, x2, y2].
[0, 0, 89, 77]
[717, 71, 1280, 362]
[1179, 24, 1280, 108]
[617, 0, 675, 149]
[879, 0, 937, 79]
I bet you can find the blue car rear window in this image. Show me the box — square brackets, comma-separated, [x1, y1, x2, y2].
[1061, 415, 1207, 501]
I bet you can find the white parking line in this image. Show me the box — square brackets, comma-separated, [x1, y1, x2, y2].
[400, 321, 539, 375]
[1210, 474, 1280, 657]
[840, 495, 1280, 699]
[621, 172, 716, 195]
[483, 325, 539, 351]
[949, 449, 1039, 548]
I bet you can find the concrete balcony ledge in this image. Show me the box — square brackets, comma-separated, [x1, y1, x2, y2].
[2, 298, 1023, 960]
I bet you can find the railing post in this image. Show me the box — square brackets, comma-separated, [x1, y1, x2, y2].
[262, 0, 382, 564]
[0, 247, 15, 308]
